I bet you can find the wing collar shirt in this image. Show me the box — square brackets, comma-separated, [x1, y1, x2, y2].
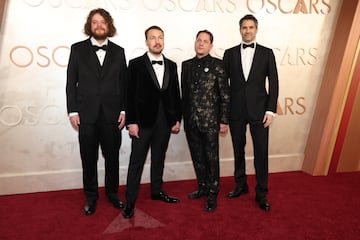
[147, 52, 164, 88]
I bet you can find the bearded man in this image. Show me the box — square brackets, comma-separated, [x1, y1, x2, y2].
[66, 8, 127, 216]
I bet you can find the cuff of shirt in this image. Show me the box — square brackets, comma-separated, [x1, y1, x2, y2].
[265, 111, 276, 117]
[68, 112, 78, 117]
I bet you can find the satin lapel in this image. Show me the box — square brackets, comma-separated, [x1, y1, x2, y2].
[247, 46, 259, 81]
[162, 57, 170, 90]
[144, 54, 161, 89]
[234, 45, 246, 82]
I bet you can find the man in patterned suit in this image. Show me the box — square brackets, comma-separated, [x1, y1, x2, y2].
[181, 30, 230, 212]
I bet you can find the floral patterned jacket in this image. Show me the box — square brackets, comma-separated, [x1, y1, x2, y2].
[181, 54, 230, 132]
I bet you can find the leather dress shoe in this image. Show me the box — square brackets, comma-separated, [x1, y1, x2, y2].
[84, 200, 96, 216]
[205, 196, 217, 212]
[122, 203, 135, 218]
[227, 186, 249, 198]
[256, 196, 271, 211]
[188, 189, 208, 199]
[151, 191, 180, 203]
[108, 197, 124, 209]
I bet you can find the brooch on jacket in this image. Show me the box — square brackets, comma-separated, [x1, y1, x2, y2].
[204, 67, 209, 73]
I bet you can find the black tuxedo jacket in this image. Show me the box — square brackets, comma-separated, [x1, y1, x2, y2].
[126, 53, 181, 128]
[181, 55, 230, 132]
[66, 38, 127, 124]
[223, 44, 279, 122]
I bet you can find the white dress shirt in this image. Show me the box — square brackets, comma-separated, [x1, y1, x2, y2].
[91, 37, 108, 66]
[240, 42, 275, 117]
[147, 52, 164, 88]
[240, 42, 256, 81]
[69, 37, 126, 117]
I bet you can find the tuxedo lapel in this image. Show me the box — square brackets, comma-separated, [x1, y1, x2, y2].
[247, 46, 260, 81]
[162, 57, 170, 90]
[100, 41, 114, 77]
[84, 39, 101, 77]
[234, 45, 246, 82]
[143, 54, 161, 89]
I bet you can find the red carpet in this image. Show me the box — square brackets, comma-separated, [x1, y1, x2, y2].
[1, 171, 359, 240]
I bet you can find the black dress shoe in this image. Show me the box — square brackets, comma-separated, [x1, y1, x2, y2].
[108, 197, 124, 209]
[255, 196, 271, 211]
[84, 200, 96, 216]
[227, 186, 249, 198]
[151, 191, 180, 203]
[205, 196, 217, 212]
[122, 203, 135, 218]
[188, 189, 208, 199]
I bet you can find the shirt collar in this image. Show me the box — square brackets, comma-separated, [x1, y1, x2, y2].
[147, 52, 164, 62]
[90, 37, 108, 47]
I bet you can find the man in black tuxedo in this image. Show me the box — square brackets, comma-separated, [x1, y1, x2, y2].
[122, 26, 182, 219]
[181, 30, 230, 212]
[223, 14, 279, 211]
[66, 8, 127, 216]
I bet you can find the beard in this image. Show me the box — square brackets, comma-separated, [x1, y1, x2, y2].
[91, 29, 108, 41]
[149, 49, 162, 55]
[149, 44, 163, 55]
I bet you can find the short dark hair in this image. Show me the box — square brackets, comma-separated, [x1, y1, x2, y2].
[239, 14, 258, 28]
[84, 8, 116, 37]
[196, 30, 214, 44]
[145, 25, 164, 39]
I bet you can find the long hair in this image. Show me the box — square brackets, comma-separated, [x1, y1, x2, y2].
[84, 8, 116, 37]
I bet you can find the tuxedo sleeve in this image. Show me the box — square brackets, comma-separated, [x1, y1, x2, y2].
[180, 61, 187, 116]
[125, 60, 137, 125]
[118, 49, 128, 113]
[171, 63, 182, 123]
[267, 49, 279, 113]
[222, 50, 230, 77]
[66, 44, 79, 114]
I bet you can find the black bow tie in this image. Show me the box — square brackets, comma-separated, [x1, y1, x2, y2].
[151, 60, 163, 65]
[242, 43, 254, 49]
[93, 45, 107, 51]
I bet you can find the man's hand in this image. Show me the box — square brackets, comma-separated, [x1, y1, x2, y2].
[263, 113, 274, 128]
[219, 124, 228, 134]
[69, 115, 80, 131]
[128, 124, 139, 138]
[118, 113, 126, 129]
[171, 121, 180, 134]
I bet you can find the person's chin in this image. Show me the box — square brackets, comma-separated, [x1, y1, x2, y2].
[151, 50, 163, 55]
[92, 33, 108, 41]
